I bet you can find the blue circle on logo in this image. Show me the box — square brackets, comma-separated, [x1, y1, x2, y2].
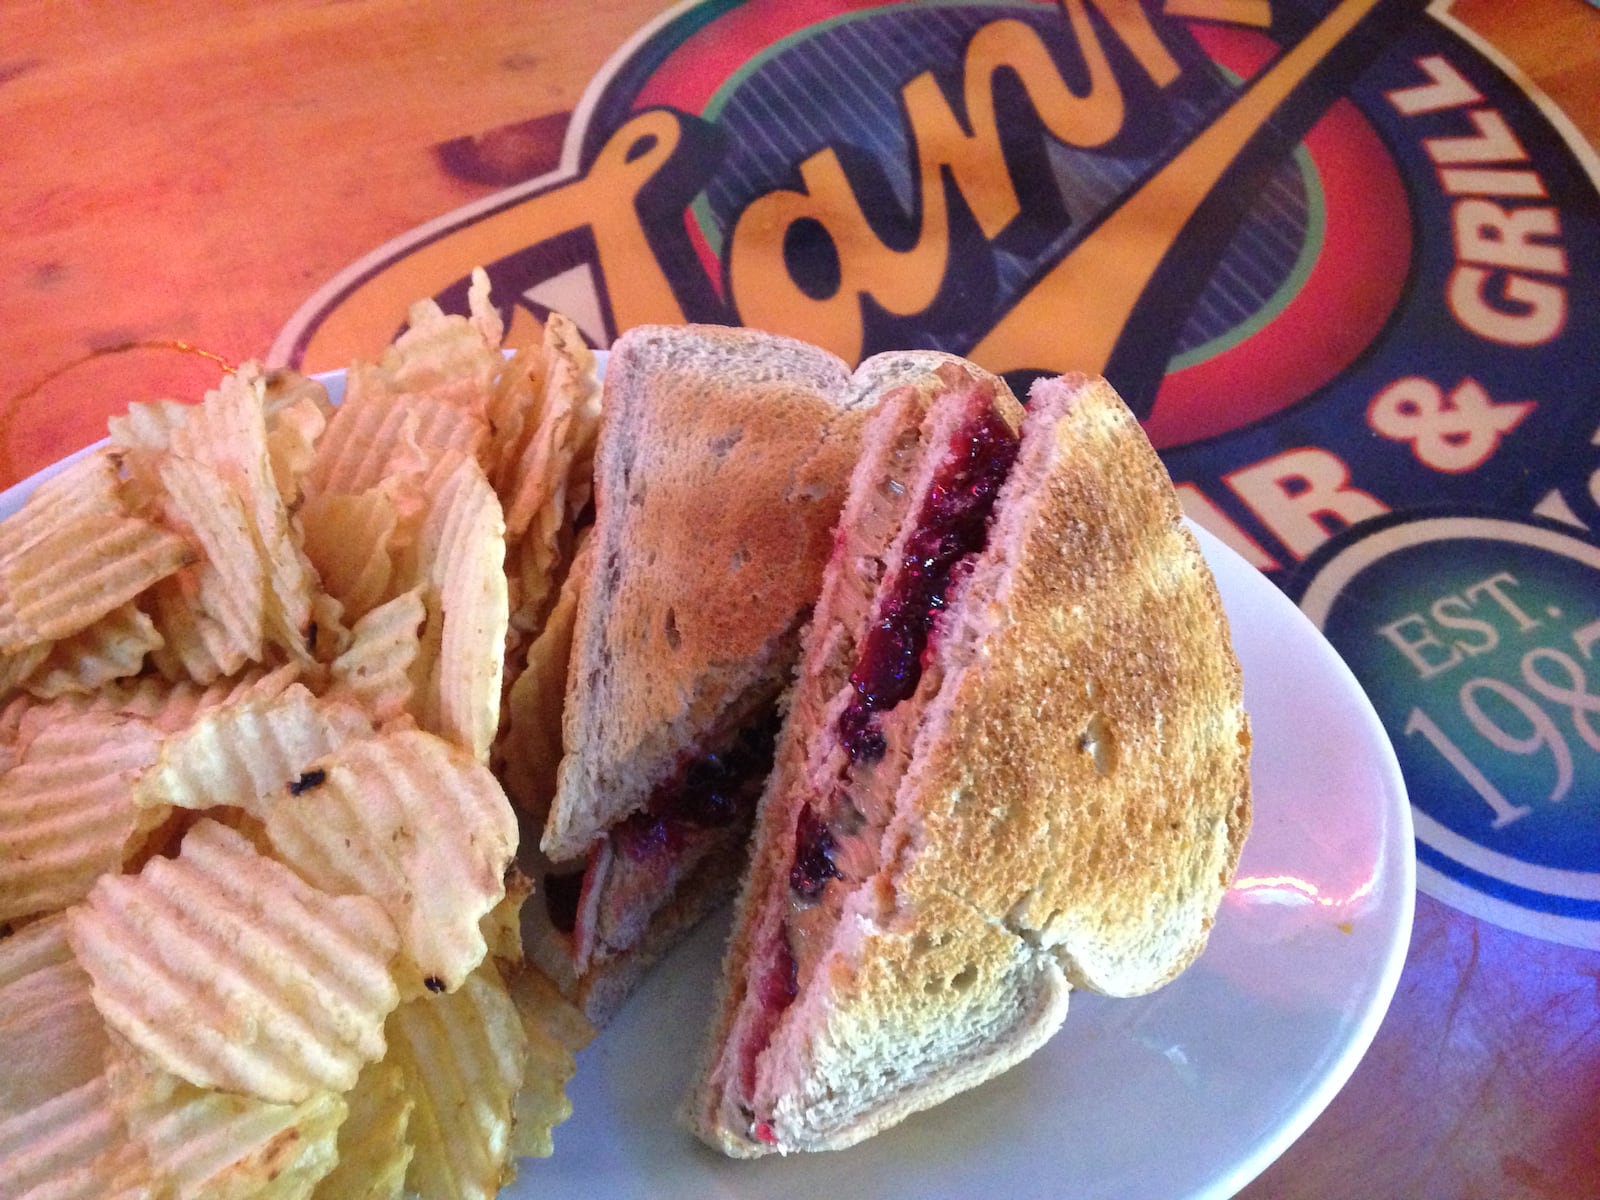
[1295, 509, 1600, 948]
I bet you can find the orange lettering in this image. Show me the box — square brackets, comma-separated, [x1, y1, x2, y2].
[728, 1, 1180, 364]
[297, 111, 690, 373]
[1225, 448, 1388, 560]
[1453, 200, 1566, 276]
[1384, 55, 1481, 117]
[971, 0, 1383, 378]
[1448, 267, 1567, 347]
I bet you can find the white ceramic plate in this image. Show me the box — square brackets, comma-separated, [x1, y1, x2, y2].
[524, 519, 1415, 1200]
[1, 364, 1414, 1200]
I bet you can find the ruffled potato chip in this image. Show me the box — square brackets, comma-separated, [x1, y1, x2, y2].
[148, 455, 266, 682]
[130, 682, 371, 817]
[109, 396, 191, 454]
[480, 863, 533, 971]
[0, 642, 49, 704]
[68, 820, 401, 1104]
[310, 1058, 413, 1200]
[386, 960, 526, 1200]
[0, 276, 605, 1197]
[169, 367, 318, 668]
[22, 602, 163, 700]
[261, 368, 334, 508]
[324, 587, 426, 726]
[263, 729, 517, 997]
[405, 453, 507, 764]
[0, 1074, 150, 1200]
[203, 662, 307, 717]
[105, 1031, 344, 1200]
[0, 919, 148, 1200]
[497, 313, 601, 545]
[497, 534, 588, 818]
[306, 394, 486, 502]
[0, 712, 167, 926]
[9, 663, 303, 744]
[305, 267, 503, 505]
[0, 512, 193, 658]
[505, 966, 592, 1159]
[484, 342, 545, 469]
[375, 267, 503, 414]
[0, 450, 125, 557]
[297, 475, 424, 623]
[0, 916, 109, 1120]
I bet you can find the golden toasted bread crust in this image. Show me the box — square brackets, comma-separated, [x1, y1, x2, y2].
[543, 325, 869, 861]
[898, 374, 1250, 995]
[690, 370, 1250, 1155]
[699, 888, 1070, 1156]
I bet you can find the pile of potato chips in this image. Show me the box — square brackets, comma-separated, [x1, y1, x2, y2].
[0, 271, 602, 1199]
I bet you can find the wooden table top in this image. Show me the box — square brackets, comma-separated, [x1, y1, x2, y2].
[2, 2, 1598, 1197]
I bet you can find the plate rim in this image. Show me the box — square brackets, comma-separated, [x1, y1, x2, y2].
[1189, 520, 1416, 1199]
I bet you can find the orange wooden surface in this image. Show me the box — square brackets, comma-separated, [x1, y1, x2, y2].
[2, 1, 1598, 1196]
[2, 0, 1595, 489]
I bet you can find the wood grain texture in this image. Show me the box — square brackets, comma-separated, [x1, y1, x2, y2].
[1, 0, 1594, 489]
[1241, 894, 1600, 1200]
[0, 0, 658, 485]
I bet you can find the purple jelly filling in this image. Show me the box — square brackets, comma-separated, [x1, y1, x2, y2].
[615, 714, 779, 859]
[788, 803, 842, 900]
[542, 714, 780, 932]
[838, 407, 1020, 762]
[748, 394, 1021, 1101]
[740, 927, 800, 1094]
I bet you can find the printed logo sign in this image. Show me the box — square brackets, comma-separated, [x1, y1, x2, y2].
[1297, 513, 1600, 949]
[273, 0, 1600, 943]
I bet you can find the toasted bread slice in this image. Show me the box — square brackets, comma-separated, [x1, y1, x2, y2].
[529, 325, 901, 1021]
[541, 326, 865, 862]
[689, 366, 1250, 1154]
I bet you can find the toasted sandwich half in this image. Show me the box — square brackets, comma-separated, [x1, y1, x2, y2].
[688, 362, 1251, 1155]
[530, 325, 936, 1024]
